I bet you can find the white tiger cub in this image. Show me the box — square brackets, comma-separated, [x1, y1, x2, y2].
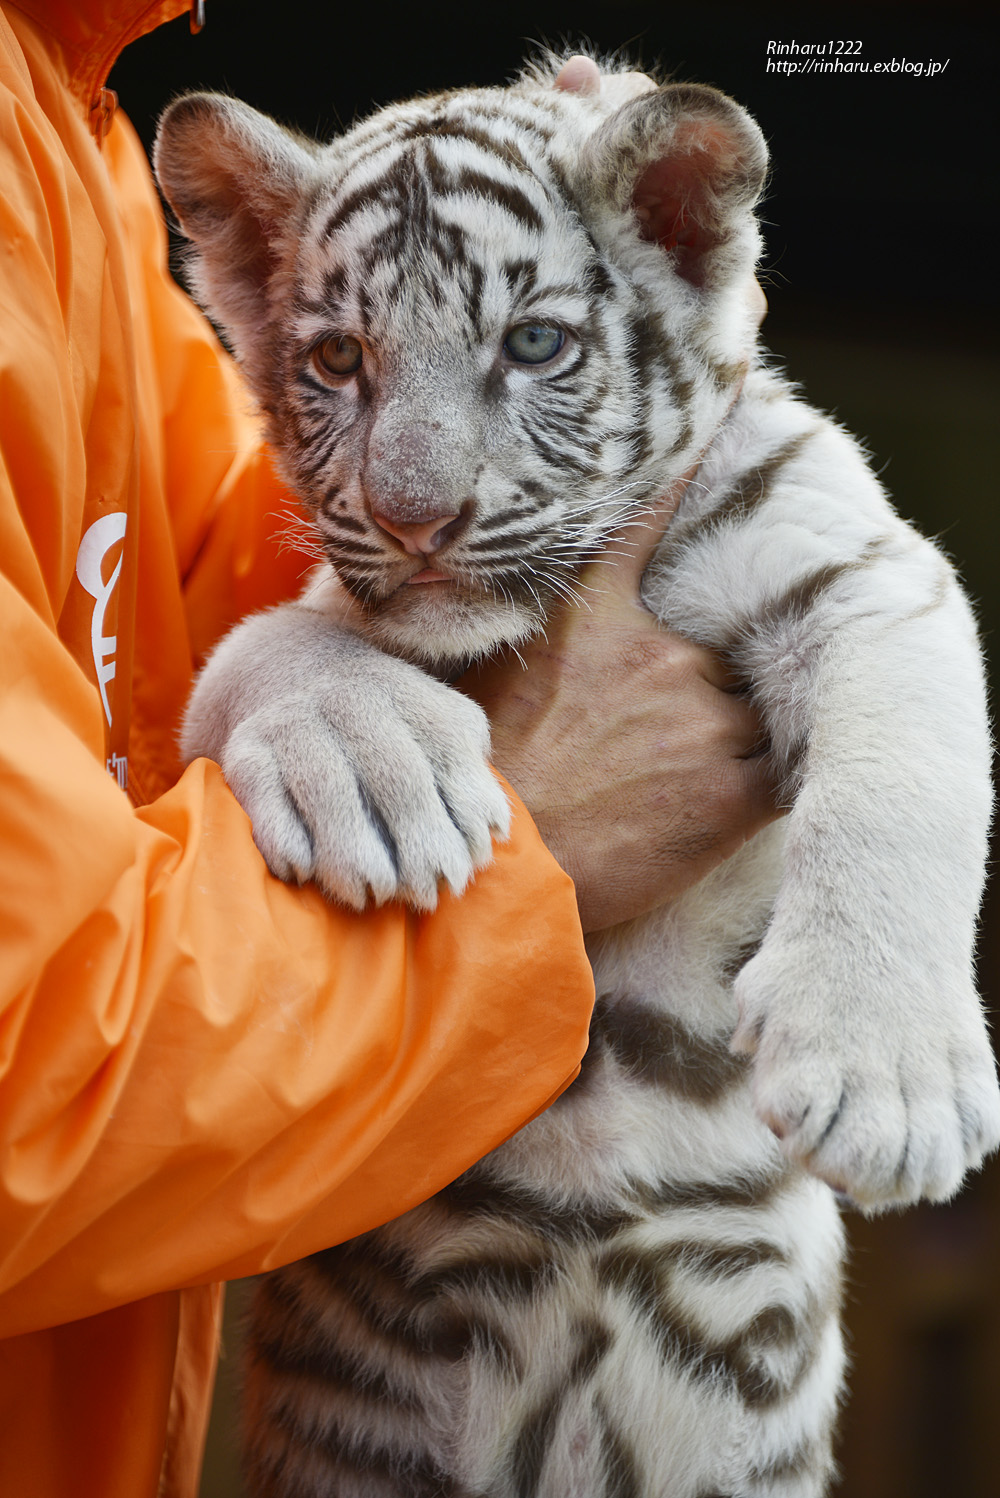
[155, 53, 997, 1498]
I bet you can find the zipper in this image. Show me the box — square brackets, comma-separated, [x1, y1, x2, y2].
[86, 1, 194, 145]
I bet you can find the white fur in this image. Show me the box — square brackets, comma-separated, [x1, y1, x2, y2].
[158, 57, 998, 1497]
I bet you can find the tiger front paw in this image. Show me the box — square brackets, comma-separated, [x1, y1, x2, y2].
[732, 942, 1000, 1210]
[184, 605, 511, 912]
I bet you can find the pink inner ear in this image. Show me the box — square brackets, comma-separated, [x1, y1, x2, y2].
[631, 119, 737, 278]
[633, 160, 697, 251]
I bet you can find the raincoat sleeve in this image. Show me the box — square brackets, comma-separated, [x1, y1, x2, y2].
[0, 751, 591, 1340]
[0, 99, 595, 1340]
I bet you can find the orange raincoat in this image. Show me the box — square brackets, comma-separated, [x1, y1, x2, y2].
[0, 4, 594, 1493]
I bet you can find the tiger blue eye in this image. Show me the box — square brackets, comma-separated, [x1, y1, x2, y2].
[313, 334, 363, 377]
[503, 324, 565, 365]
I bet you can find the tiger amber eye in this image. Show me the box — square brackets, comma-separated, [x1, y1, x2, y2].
[313, 334, 364, 377]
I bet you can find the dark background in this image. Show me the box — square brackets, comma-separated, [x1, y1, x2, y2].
[110, 4, 998, 1494]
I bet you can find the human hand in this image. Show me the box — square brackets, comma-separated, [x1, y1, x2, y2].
[459, 477, 782, 933]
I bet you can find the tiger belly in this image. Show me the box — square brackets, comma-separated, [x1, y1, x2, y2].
[241, 992, 845, 1498]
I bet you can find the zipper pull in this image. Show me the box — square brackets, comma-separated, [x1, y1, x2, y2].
[89, 87, 118, 146]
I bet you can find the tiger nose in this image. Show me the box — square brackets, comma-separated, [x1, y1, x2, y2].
[371, 509, 464, 557]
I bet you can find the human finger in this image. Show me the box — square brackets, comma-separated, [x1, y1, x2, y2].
[749, 275, 768, 330]
[689, 641, 749, 697]
[552, 55, 601, 95]
[553, 55, 658, 104]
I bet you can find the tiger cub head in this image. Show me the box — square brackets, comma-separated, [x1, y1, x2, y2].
[155, 57, 767, 666]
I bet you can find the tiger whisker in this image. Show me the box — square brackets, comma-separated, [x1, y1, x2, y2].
[270, 509, 327, 562]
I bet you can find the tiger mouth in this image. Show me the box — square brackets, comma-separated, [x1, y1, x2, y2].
[336, 553, 556, 625]
[405, 567, 453, 586]
[338, 563, 475, 611]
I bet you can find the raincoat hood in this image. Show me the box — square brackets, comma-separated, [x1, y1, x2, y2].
[15, 0, 189, 110]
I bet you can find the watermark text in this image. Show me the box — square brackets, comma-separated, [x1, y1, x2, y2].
[765, 42, 949, 79]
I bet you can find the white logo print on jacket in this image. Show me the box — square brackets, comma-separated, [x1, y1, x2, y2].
[76, 512, 129, 790]
[75, 511, 128, 725]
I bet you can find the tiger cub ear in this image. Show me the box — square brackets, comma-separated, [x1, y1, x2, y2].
[153, 93, 318, 354]
[582, 83, 768, 289]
